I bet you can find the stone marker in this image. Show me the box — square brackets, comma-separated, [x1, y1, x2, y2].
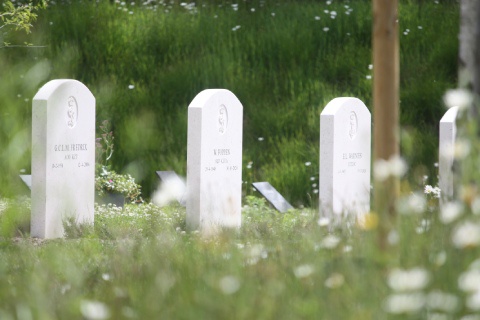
[319, 97, 371, 221]
[31, 80, 95, 238]
[186, 89, 243, 231]
[252, 181, 293, 213]
[155, 170, 186, 206]
[19, 174, 32, 190]
[439, 106, 459, 205]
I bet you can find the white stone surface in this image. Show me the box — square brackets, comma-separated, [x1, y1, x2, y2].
[187, 89, 243, 232]
[31, 80, 95, 238]
[439, 106, 459, 205]
[319, 97, 371, 221]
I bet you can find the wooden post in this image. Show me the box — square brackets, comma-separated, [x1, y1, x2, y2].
[372, 0, 399, 249]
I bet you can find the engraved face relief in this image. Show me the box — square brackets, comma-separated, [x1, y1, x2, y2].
[218, 104, 228, 135]
[348, 111, 358, 140]
[67, 96, 78, 128]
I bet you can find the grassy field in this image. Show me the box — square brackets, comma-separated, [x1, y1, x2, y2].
[3, 1, 479, 319]
[1, 0, 459, 204]
[1, 193, 480, 319]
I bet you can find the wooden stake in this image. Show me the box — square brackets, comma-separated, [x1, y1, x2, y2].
[372, 0, 400, 249]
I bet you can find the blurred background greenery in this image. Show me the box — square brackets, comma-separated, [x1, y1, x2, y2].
[1, 0, 459, 205]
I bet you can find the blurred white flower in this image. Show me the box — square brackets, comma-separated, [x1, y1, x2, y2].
[245, 243, 268, 265]
[80, 300, 110, 320]
[427, 290, 459, 313]
[305, 161, 311, 166]
[432, 251, 447, 267]
[152, 176, 186, 207]
[325, 273, 344, 289]
[317, 217, 330, 227]
[439, 201, 463, 224]
[320, 235, 340, 249]
[101, 273, 111, 281]
[388, 230, 399, 245]
[471, 197, 480, 215]
[219, 276, 240, 295]
[466, 291, 480, 311]
[454, 139, 471, 159]
[258, 137, 264, 141]
[314, 16, 320, 20]
[443, 88, 473, 110]
[396, 192, 426, 215]
[323, 27, 330, 32]
[294, 264, 314, 278]
[374, 155, 407, 181]
[128, 84, 134, 89]
[452, 221, 480, 249]
[388, 268, 430, 292]
[384, 293, 426, 314]
[458, 269, 480, 292]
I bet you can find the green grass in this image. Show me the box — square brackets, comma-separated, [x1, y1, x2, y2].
[0, 0, 459, 204]
[1, 195, 480, 319]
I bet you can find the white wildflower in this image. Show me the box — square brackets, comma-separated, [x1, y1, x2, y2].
[458, 269, 480, 292]
[320, 235, 340, 249]
[443, 88, 473, 110]
[452, 221, 480, 249]
[294, 264, 314, 278]
[439, 201, 463, 224]
[152, 176, 186, 207]
[325, 273, 344, 289]
[374, 155, 408, 181]
[466, 291, 480, 311]
[317, 217, 330, 227]
[388, 268, 430, 292]
[80, 300, 110, 320]
[396, 192, 426, 215]
[427, 290, 459, 313]
[471, 197, 480, 215]
[384, 293, 426, 314]
[219, 276, 240, 295]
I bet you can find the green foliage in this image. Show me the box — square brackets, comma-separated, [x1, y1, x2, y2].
[0, 1, 459, 205]
[0, 0, 46, 47]
[95, 166, 143, 203]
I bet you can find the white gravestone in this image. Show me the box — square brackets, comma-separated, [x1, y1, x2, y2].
[187, 89, 243, 232]
[439, 106, 459, 205]
[319, 97, 371, 221]
[31, 80, 95, 238]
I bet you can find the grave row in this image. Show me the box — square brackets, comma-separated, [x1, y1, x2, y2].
[28, 79, 456, 238]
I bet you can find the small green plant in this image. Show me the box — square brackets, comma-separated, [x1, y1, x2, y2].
[95, 120, 143, 203]
[95, 166, 142, 203]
